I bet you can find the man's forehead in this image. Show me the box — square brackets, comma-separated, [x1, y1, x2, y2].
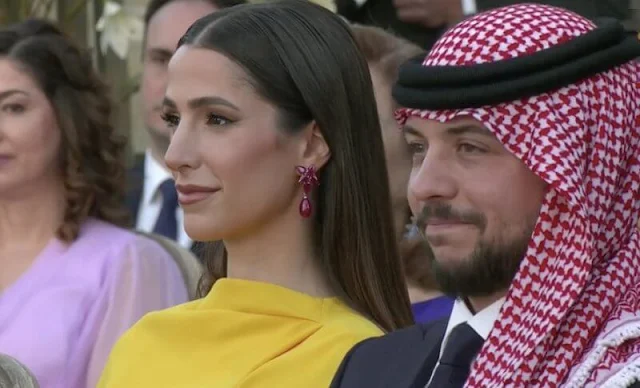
[403, 116, 494, 138]
[146, 1, 217, 47]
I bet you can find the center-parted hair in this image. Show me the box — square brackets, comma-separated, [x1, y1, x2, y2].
[180, 0, 414, 331]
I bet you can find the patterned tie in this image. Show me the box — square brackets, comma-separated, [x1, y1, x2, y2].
[428, 322, 485, 388]
[153, 178, 178, 240]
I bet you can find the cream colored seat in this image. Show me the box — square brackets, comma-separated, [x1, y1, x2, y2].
[134, 232, 204, 300]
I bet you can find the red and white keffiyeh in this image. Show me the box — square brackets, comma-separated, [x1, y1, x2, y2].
[397, 4, 640, 387]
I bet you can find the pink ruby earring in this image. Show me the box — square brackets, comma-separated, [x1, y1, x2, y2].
[296, 165, 319, 218]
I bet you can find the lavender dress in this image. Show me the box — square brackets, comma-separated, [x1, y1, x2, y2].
[0, 219, 189, 388]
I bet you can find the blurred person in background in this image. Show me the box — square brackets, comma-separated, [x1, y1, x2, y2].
[126, 0, 245, 253]
[351, 24, 454, 324]
[337, 0, 630, 53]
[98, 1, 415, 386]
[0, 19, 188, 388]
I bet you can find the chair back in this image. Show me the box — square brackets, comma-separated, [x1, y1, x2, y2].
[135, 231, 203, 300]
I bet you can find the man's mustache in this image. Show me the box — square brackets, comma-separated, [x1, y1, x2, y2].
[414, 202, 486, 232]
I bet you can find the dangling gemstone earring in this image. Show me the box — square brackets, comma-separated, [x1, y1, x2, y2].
[295, 165, 319, 218]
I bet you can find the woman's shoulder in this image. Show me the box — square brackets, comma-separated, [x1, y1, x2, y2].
[306, 299, 384, 349]
[323, 300, 384, 333]
[72, 219, 138, 250]
[100, 299, 201, 356]
[117, 300, 198, 334]
[77, 218, 148, 243]
[74, 219, 176, 262]
[233, 300, 384, 387]
[70, 219, 188, 289]
[96, 301, 194, 386]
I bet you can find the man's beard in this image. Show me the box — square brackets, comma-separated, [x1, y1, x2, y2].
[414, 202, 535, 298]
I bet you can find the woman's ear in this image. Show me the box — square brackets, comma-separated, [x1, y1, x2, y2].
[299, 121, 331, 169]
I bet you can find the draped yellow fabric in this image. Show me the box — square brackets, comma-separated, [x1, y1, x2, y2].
[97, 278, 383, 387]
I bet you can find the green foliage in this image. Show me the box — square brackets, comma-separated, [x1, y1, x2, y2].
[0, 0, 108, 32]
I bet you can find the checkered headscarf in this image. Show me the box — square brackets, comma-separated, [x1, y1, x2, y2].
[396, 4, 640, 387]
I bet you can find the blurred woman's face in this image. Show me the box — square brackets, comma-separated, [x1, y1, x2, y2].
[369, 66, 412, 238]
[0, 59, 61, 198]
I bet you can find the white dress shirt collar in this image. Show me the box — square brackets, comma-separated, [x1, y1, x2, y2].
[427, 296, 505, 386]
[443, 297, 505, 342]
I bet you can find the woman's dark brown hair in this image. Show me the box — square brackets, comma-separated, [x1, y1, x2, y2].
[350, 24, 435, 291]
[183, 0, 414, 331]
[0, 19, 129, 241]
[350, 24, 424, 92]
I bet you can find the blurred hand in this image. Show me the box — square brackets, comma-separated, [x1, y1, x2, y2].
[393, 0, 463, 28]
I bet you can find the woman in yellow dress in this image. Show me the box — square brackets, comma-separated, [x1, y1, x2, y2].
[98, 1, 413, 386]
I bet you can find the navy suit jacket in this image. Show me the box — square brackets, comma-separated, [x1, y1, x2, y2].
[331, 319, 448, 388]
[125, 153, 145, 226]
[331, 318, 640, 388]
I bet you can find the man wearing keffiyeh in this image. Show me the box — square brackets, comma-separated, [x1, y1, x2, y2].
[331, 3, 640, 388]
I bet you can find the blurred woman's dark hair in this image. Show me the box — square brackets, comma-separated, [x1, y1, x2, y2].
[0, 19, 129, 241]
[350, 24, 436, 292]
[350, 24, 424, 89]
[180, 0, 414, 331]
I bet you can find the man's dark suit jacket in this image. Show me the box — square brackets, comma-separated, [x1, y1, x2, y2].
[331, 318, 640, 388]
[125, 153, 146, 227]
[331, 319, 448, 388]
[337, 0, 630, 50]
[125, 153, 204, 257]
[475, 0, 629, 21]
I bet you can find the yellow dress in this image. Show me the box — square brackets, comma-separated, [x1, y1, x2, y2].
[97, 278, 383, 387]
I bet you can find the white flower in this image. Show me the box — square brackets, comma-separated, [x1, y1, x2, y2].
[96, 1, 144, 59]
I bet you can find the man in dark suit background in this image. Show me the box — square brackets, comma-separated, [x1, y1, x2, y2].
[336, 0, 630, 49]
[331, 4, 640, 387]
[127, 0, 244, 253]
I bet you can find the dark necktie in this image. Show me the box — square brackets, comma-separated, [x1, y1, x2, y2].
[428, 322, 485, 388]
[153, 178, 178, 240]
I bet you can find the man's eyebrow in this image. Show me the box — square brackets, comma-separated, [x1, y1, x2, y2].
[402, 124, 421, 137]
[402, 123, 495, 139]
[445, 124, 494, 138]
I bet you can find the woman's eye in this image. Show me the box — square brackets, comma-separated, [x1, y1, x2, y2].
[206, 114, 232, 126]
[2, 103, 25, 114]
[161, 112, 180, 128]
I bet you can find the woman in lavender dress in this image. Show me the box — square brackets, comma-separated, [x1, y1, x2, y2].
[0, 19, 188, 388]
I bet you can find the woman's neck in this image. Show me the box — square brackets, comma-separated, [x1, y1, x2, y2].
[0, 179, 65, 290]
[224, 210, 334, 298]
[0, 179, 65, 248]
